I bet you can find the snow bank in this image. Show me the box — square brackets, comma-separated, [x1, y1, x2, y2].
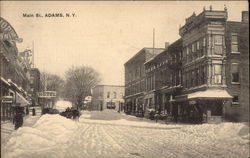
[2, 114, 78, 158]
[79, 111, 181, 129]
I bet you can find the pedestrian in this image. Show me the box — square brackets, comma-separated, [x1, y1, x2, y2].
[32, 108, 36, 116]
[26, 106, 29, 115]
[13, 111, 23, 130]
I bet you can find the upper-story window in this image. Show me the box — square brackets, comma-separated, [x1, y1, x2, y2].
[231, 63, 239, 83]
[214, 65, 222, 84]
[107, 92, 110, 98]
[191, 70, 195, 87]
[196, 41, 200, 51]
[186, 47, 189, 58]
[113, 92, 117, 98]
[214, 35, 223, 55]
[231, 33, 239, 53]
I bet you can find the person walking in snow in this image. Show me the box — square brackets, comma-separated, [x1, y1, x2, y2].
[32, 108, 36, 116]
[13, 111, 23, 130]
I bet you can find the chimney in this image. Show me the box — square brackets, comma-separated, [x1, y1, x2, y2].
[165, 42, 170, 49]
[242, 11, 249, 23]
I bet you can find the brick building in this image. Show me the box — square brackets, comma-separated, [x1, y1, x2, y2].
[124, 48, 165, 115]
[92, 85, 125, 111]
[144, 40, 183, 117]
[175, 8, 233, 123]
[224, 11, 249, 121]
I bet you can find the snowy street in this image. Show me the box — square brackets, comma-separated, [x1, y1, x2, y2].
[1, 110, 249, 158]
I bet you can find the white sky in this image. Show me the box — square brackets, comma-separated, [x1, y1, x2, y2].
[1, 1, 248, 85]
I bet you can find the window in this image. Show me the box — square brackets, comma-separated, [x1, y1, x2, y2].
[214, 35, 223, 55]
[191, 70, 194, 87]
[185, 71, 188, 88]
[203, 37, 206, 47]
[231, 63, 239, 83]
[232, 96, 239, 104]
[196, 41, 200, 50]
[107, 92, 110, 98]
[113, 92, 117, 98]
[201, 66, 206, 84]
[201, 37, 206, 56]
[196, 69, 199, 85]
[192, 43, 195, 52]
[231, 33, 239, 53]
[214, 65, 222, 84]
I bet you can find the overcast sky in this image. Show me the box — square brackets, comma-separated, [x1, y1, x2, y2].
[1, 1, 248, 85]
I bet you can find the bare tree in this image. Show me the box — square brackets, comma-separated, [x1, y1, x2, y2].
[64, 66, 101, 109]
[40, 71, 65, 97]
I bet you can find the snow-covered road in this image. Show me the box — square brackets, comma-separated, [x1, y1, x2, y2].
[1, 110, 249, 158]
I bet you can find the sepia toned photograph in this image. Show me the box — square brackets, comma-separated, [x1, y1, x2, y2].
[0, 1, 249, 158]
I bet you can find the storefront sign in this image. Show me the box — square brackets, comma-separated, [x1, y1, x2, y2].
[37, 91, 57, 98]
[189, 100, 196, 104]
[1, 96, 13, 104]
[0, 17, 20, 42]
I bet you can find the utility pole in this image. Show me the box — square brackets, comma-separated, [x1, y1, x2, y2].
[32, 41, 35, 68]
[153, 28, 155, 55]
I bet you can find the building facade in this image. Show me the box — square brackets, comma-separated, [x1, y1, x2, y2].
[174, 8, 233, 123]
[144, 40, 183, 117]
[124, 48, 165, 115]
[1, 17, 33, 120]
[92, 85, 125, 111]
[124, 8, 249, 123]
[224, 11, 249, 121]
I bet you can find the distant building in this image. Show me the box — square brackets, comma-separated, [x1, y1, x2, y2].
[92, 85, 125, 111]
[124, 48, 165, 115]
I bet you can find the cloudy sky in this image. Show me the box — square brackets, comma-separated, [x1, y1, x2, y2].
[1, 1, 248, 85]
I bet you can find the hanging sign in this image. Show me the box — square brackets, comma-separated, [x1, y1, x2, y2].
[0, 17, 21, 42]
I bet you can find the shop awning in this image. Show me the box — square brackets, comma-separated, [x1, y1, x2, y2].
[1, 77, 11, 87]
[188, 89, 232, 99]
[16, 92, 30, 107]
[175, 89, 232, 102]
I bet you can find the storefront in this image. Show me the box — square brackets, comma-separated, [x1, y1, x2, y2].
[175, 88, 232, 123]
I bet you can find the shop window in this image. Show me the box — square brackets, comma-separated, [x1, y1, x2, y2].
[231, 33, 239, 53]
[214, 65, 222, 84]
[231, 63, 239, 83]
[232, 96, 239, 104]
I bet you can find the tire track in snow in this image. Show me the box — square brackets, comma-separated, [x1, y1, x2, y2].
[66, 123, 92, 158]
[100, 125, 144, 158]
[104, 124, 180, 158]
